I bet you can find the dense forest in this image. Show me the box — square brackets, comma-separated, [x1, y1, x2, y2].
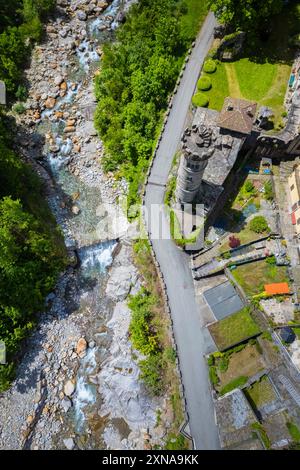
[0, 0, 65, 391]
[94, 0, 208, 208]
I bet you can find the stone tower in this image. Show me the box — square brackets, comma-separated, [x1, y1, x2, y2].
[176, 124, 215, 203]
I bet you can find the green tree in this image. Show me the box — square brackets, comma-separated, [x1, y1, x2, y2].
[208, 0, 284, 31]
[0, 27, 27, 92]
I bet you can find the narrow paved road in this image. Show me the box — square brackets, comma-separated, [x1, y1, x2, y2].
[144, 12, 220, 450]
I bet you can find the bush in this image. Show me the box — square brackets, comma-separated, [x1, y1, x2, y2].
[266, 255, 276, 265]
[128, 289, 159, 356]
[218, 355, 229, 372]
[229, 235, 240, 249]
[209, 365, 219, 386]
[139, 354, 162, 395]
[203, 59, 217, 73]
[15, 84, 28, 102]
[245, 180, 254, 193]
[197, 76, 212, 91]
[249, 215, 269, 234]
[0, 363, 15, 392]
[207, 355, 214, 366]
[264, 180, 273, 201]
[192, 92, 209, 107]
[220, 375, 248, 395]
[12, 102, 26, 114]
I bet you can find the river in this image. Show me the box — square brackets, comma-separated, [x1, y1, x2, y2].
[0, 0, 169, 450]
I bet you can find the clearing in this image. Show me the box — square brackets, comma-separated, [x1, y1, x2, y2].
[244, 375, 276, 409]
[232, 260, 289, 297]
[208, 307, 261, 351]
[217, 343, 265, 390]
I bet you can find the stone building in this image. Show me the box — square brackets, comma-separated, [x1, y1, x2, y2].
[175, 98, 257, 207]
[176, 124, 215, 203]
[255, 89, 300, 158]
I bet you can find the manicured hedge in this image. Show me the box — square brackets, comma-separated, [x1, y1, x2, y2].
[197, 76, 212, 90]
[203, 59, 217, 73]
[192, 92, 209, 107]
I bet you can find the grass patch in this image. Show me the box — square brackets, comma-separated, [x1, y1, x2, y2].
[164, 433, 189, 450]
[251, 423, 271, 449]
[169, 208, 202, 247]
[287, 421, 300, 443]
[220, 375, 248, 395]
[215, 343, 265, 391]
[208, 307, 261, 351]
[244, 376, 276, 409]
[232, 260, 289, 297]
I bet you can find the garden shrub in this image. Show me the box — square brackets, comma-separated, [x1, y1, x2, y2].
[197, 75, 212, 90]
[203, 59, 217, 73]
[245, 180, 254, 193]
[249, 215, 269, 234]
[229, 235, 240, 249]
[192, 92, 209, 107]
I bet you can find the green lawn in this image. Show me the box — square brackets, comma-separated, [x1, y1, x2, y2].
[208, 307, 261, 351]
[244, 376, 276, 408]
[192, 2, 300, 128]
[201, 62, 229, 111]
[232, 260, 289, 297]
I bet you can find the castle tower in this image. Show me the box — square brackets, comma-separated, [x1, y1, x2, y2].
[175, 124, 215, 204]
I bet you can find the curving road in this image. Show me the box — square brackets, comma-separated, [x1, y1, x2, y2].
[144, 12, 220, 450]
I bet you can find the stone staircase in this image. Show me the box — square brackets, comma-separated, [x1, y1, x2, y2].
[278, 375, 300, 407]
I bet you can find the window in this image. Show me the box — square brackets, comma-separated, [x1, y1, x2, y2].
[291, 184, 295, 191]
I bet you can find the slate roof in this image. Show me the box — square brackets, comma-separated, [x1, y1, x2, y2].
[217, 97, 257, 135]
[203, 280, 244, 320]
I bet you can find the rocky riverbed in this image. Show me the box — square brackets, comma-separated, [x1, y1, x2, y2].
[0, 0, 173, 450]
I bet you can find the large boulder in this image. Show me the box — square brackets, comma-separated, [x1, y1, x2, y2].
[63, 437, 75, 450]
[105, 266, 138, 301]
[76, 337, 87, 355]
[77, 10, 87, 21]
[64, 380, 75, 397]
[45, 97, 56, 109]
